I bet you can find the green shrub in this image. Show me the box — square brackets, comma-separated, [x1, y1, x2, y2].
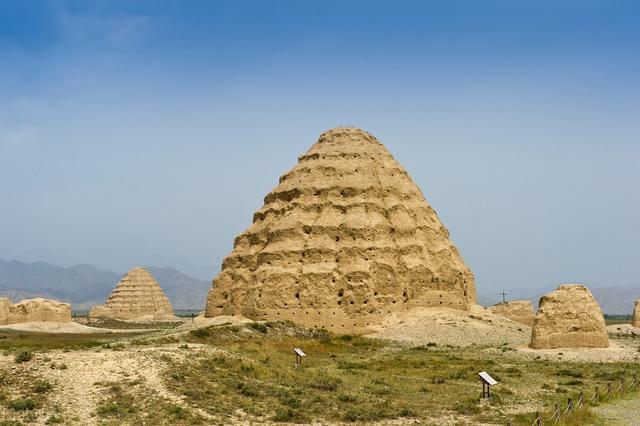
[556, 369, 583, 378]
[454, 398, 480, 414]
[33, 379, 53, 393]
[190, 328, 210, 338]
[248, 322, 268, 333]
[309, 374, 341, 391]
[7, 398, 37, 411]
[14, 350, 33, 363]
[272, 407, 300, 422]
[45, 415, 63, 424]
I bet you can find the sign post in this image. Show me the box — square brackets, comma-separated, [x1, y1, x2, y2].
[478, 371, 498, 399]
[294, 348, 306, 367]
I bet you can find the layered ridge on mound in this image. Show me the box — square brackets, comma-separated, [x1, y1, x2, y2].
[89, 267, 175, 320]
[206, 127, 476, 332]
[530, 284, 608, 349]
[0, 297, 71, 324]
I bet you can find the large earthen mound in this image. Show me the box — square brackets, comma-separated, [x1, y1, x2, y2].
[530, 284, 608, 349]
[206, 127, 476, 333]
[488, 300, 535, 326]
[633, 300, 640, 328]
[89, 267, 175, 321]
[0, 297, 71, 324]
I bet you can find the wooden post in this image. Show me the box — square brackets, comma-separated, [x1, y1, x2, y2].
[607, 382, 612, 396]
[535, 411, 541, 426]
[567, 398, 573, 414]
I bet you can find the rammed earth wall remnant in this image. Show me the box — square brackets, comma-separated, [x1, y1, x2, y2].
[632, 300, 640, 328]
[0, 297, 71, 324]
[488, 300, 535, 326]
[205, 127, 476, 333]
[89, 267, 175, 320]
[530, 284, 608, 349]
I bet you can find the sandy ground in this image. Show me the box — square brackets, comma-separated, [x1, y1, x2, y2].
[515, 340, 640, 363]
[0, 321, 151, 334]
[0, 343, 223, 425]
[366, 305, 531, 347]
[592, 396, 640, 426]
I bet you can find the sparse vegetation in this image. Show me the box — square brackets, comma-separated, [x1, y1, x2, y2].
[1, 320, 639, 424]
[14, 350, 33, 363]
[7, 398, 37, 411]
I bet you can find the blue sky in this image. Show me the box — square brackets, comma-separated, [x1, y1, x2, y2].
[1, 1, 639, 302]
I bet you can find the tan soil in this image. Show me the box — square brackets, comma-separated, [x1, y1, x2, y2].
[366, 305, 531, 347]
[0, 320, 149, 334]
[0, 343, 220, 425]
[516, 340, 640, 363]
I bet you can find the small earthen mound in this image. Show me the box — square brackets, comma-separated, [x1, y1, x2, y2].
[530, 284, 608, 349]
[488, 300, 535, 326]
[205, 127, 476, 333]
[633, 300, 640, 328]
[0, 297, 71, 324]
[89, 267, 175, 321]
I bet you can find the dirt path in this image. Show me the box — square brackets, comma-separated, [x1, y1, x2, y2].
[592, 397, 640, 425]
[35, 344, 219, 425]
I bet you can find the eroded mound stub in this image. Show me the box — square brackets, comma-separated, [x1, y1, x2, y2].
[530, 284, 609, 349]
[206, 127, 476, 333]
[0, 297, 71, 325]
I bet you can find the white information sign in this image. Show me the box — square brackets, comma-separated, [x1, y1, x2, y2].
[478, 371, 497, 386]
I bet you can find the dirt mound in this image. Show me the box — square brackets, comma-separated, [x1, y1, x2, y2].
[366, 305, 530, 347]
[0, 297, 71, 324]
[206, 127, 475, 333]
[89, 267, 175, 321]
[530, 284, 608, 349]
[488, 300, 535, 326]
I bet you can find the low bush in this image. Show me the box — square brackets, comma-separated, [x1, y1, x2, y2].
[14, 350, 33, 363]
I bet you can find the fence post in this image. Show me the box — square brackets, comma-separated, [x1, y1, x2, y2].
[567, 397, 573, 414]
[578, 391, 585, 409]
[607, 382, 612, 396]
[535, 411, 541, 426]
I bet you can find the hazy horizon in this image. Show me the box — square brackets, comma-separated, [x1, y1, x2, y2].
[2, 1, 639, 301]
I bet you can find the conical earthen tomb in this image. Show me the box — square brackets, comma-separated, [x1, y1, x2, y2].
[89, 267, 175, 320]
[206, 127, 476, 332]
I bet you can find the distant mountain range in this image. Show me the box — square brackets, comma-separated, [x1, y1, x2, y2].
[0, 259, 211, 311]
